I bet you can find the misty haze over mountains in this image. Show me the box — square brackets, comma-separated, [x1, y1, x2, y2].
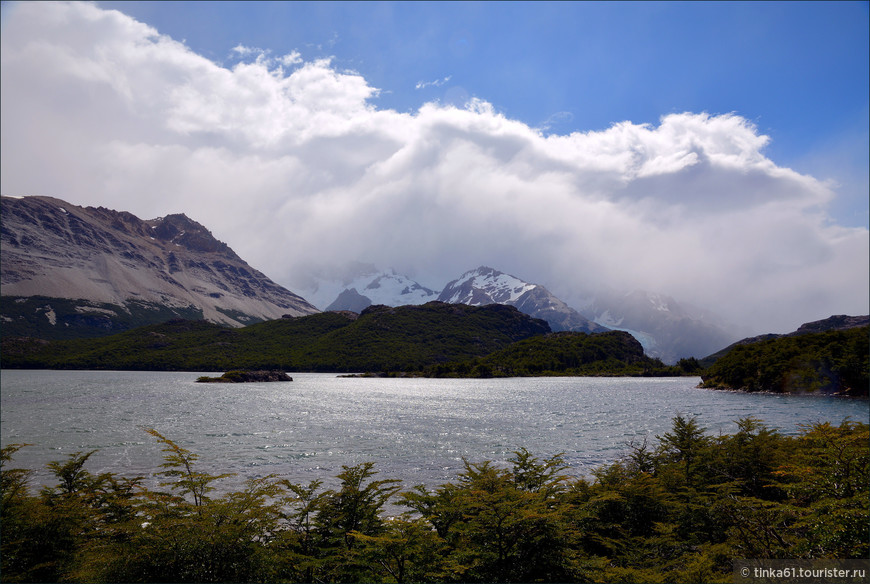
[2, 2, 866, 342]
[313, 264, 737, 363]
[2, 195, 740, 362]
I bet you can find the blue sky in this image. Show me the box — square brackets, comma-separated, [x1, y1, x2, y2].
[94, 0, 869, 226]
[2, 1, 868, 332]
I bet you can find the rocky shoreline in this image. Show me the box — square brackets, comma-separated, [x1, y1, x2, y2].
[196, 370, 293, 383]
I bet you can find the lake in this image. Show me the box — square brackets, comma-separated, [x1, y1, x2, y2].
[1, 370, 867, 494]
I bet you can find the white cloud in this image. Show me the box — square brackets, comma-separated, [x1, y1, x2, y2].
[415, 75, 451, 90]
[279, 51, 303, 67]
[231, 44, 261, 56]
[1, 1, 867, 333]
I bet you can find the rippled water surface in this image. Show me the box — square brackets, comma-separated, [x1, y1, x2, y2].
[2, 370, 867, 491]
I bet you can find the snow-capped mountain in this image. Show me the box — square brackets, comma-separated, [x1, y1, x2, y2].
[1, 195, 318, 337]
[437, 266, 609, 334]
[579, 289, 738, 363]
[317, 264, 739, 363]
[437, 266, 536, 305]
[323, 269, 439, 311]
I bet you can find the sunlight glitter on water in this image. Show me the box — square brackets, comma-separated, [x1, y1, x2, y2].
[1, 371, 867, 493]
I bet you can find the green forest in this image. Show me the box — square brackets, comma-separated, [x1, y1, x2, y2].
[420, 331, 702, 378]
[700, 327, 869, 396]
[0, 303, 549, 372]
[0, 303, 688, 376]
[2, 303, 867, 393]
[2, 417, 867, 583]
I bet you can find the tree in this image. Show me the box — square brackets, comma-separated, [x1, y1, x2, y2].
[352, 515, 451, 583]
[141, 427, 233, 508]
[313, 462, 401, 582]
[658, 415, 710, 488]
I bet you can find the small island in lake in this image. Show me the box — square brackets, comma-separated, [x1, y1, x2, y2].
[196, 370, 293, 383]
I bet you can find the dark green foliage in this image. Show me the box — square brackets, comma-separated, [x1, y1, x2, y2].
[196, 370, 293, 382]
[293, 303, 550, 373]
[1, 302, 552, 372]
[2, 417, 866, 582]
[701, 326, 869, 395]
[675, 356, 704, 374]
[311, 463, 403, 582]
[423, 331, 691, 377]
[0, 302, 711, 377]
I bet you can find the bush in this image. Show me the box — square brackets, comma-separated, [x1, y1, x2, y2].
[1, 417, 867, 582]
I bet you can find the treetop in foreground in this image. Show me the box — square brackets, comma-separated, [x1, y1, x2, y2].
[2, 416, 867, 583]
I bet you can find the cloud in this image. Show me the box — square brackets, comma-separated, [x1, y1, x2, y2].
[415, 76, 452, 90]
[2, 1, 867, 334]
[231, 44, 261, 56]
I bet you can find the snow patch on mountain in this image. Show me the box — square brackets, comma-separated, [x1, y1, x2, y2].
[317, 267, 439, 311]
[439, 267, 537, 305]
[437, 266, 608, 335]
[594, 309, 624, 328]
[580, 289, 739, 363]
[360, 271, 439, 306]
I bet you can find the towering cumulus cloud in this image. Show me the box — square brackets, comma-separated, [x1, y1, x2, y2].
[2, 1, 867, 333]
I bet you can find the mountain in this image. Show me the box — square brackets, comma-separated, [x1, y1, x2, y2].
[1, 195, 318, 338]
[792, 314, 870, 335]
[324, 269, 439, 312]
[320, 265, 735, 362]
[436, 266, 609, 335]
[579, 289, 738, 364]
[1, 302, 552, 372]
[700, 314, 870, 367]
[325, 288, 374, 313]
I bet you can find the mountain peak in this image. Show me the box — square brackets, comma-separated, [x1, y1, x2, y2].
[146, 213, 237, 257]
[1, 195, 318, 336]
[440, 266, 537, 305]
[321, 269, 439, 311]
[438, 267, 608, 335]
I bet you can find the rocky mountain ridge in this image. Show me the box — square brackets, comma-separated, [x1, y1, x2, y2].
[1, 195, 318, 337]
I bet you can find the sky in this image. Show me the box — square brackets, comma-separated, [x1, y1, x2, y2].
[1, 1, 868, 334]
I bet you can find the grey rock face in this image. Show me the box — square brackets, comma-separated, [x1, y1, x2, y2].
[1, 196, 318, 333]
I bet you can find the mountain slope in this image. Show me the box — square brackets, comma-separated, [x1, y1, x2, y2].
[437, 266, 609, 335]
[1, 196, 318, 337]
[580, 289, 737, 363]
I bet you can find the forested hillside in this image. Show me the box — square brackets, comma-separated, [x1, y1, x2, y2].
[421, 330, 703, 377]
[2, 417, 866, 583]
[700, 326, 869, 395]
[0, 302, 550, 372]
